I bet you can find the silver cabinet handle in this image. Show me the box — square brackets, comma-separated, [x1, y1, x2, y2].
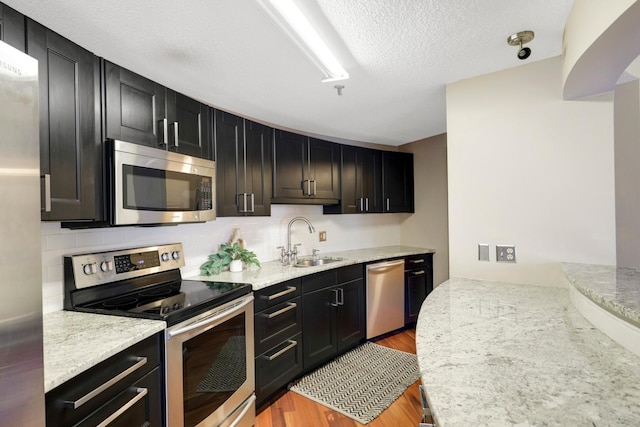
[249, 193, 255, 213]
[337, 288, 344, 306]
[386, 198, 390, 211]
[263, 340, 297, 361]
[237, 193, 248, 213]
[410, 259, 425, 264]
[229, 394, 256, 427]
[312, 179, 317, 196]
[365, 197, 369, 212]
[359, 198, 364, 212]
[96, 387, 148, 427]
[264, 286, 297, 301]
[173, 121, 179, 147]
[161, 118, 168, 146]
[330, 289, 339, 307]
[263, 302, 297, 319]
[41, 174, 51, 212]
[64, 357, 147, 409]
[412, 270, 425, 276]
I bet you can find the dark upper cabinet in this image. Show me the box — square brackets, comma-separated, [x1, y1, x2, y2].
[103, 61, 211, 159]
[27, 19, 100, 221]
[382, 151, 414, 213]
[325, 145, 382, 214]
[272, 130, 340, 204]
[166, 90, 211, 159]
[214, 109, 271, 216]
[0, 2, 25, 51]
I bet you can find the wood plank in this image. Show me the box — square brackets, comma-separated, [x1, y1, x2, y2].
[255, 328, 427, 427]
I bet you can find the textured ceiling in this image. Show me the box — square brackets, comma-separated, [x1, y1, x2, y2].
[5, 0, 575, 146]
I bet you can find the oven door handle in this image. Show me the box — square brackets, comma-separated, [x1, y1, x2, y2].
[166, 295, 254, 338]
[229, 394, 256, 427]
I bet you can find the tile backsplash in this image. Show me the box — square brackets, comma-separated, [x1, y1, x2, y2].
[41, 205, 401, 313]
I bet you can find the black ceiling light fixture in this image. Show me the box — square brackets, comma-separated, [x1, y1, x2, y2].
[508, 30, 535, 60]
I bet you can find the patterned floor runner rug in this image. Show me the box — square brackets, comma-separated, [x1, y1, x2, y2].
[289, 342, 419, 424]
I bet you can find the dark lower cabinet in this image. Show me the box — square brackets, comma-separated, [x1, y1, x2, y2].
[0, 2, 25, 51]
[302, 265, 365, 371]
[27, 19, 100, 221]
[404, 253, 434, 324]
[254, 279, 302, 407]
[45, 333, 164, 427]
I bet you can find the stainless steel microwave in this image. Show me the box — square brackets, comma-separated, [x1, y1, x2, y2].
[108, 140, 215, 226]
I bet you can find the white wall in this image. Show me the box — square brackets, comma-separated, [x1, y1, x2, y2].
[400, 133, 449, 287]
[41, 204, 401, 313]
[446, 56, 616, 286]
[614, 79, 640, 268]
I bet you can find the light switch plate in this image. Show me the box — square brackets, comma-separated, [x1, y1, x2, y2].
[496, 245, 516, 263]
[478, 244, 490, 261]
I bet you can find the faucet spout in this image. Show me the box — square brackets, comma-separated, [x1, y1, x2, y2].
[285, 216, 316, 265]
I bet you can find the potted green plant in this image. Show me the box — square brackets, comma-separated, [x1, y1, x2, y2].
[200, 242, 260, 275]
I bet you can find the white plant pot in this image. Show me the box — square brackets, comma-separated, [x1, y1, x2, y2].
[229, 259, 243, 272]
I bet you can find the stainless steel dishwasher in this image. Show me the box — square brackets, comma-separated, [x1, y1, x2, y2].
[366, 259, 406, 339]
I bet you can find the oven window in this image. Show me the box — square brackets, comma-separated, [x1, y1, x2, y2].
[182, 313, 246, 426]
[123, 165, 208, 211]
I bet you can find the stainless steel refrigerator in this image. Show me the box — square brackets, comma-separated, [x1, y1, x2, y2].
[0, 40, 45, 425]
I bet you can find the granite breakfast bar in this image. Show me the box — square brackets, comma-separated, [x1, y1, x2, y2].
[416, 276, 640, 426]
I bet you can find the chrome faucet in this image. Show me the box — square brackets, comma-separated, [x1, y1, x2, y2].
[277, 216, 316, 265]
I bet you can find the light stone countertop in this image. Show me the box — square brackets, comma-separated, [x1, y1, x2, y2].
[43, 311, 166, 393]
[562, 262, 640, 328]
[187, 245, 434, 290]
[416, 278, 640, 427]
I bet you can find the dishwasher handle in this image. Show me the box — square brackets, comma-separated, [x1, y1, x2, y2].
[366, 259, 405, 272]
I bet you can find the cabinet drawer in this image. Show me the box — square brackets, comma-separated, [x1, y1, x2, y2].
[405, 253, 432, 270]
[255, 333, 303, 405]
[255, 278, 301, 311]
[46, 333, 162, 427]
[301, 270, 337, 294]
[336, 263, 364, 283]
[255, 296, 302, 355]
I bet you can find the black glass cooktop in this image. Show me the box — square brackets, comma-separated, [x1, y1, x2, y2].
[75, 279, 251, 326]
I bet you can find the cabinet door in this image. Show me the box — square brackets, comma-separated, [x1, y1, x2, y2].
[325, 145, 359, 214]
[382, 151, 414, 213]
[272, 130, 308, 200]
[244, 120, 272, 216]
[104, 61, 166, 148]
[362, 148, 383, 213]
[168, 91, 211, 159]
[302, 287, 337, 370]
[405, 270, 427, 324]
[27, 20, 98, 221]
[336, 278, 366, 353]
[0, 2, 25, 51]
[308, 138, 340, 200]
[214, 109, 244, 216]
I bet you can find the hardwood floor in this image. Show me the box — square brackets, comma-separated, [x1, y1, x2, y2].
[255, 328, 426, 427]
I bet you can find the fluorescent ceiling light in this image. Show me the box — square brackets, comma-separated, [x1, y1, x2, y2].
[258, 0, 349, 82]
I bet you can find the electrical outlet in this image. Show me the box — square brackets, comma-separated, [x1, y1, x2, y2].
[496, 245, 516, 263]
[319, 231, 327, 242]
[478, 244, 490, 261]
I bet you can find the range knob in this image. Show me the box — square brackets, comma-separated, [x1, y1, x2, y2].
[171, 251, 180, 260]
[100, 261, 113, 272]
[82, 263, 97, 275]
[161, 252, 170, 262]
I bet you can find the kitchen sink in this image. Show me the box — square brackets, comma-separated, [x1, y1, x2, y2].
[294, 256, 344, 267]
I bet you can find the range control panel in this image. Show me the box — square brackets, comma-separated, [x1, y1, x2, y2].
[65, 243, 185, 289]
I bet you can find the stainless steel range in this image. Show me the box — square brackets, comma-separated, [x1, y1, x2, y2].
[64, 243, 256, 427]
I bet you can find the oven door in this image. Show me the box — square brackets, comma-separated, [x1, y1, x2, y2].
[112, 139, 215, 226]
[165, 295, 255, 427]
